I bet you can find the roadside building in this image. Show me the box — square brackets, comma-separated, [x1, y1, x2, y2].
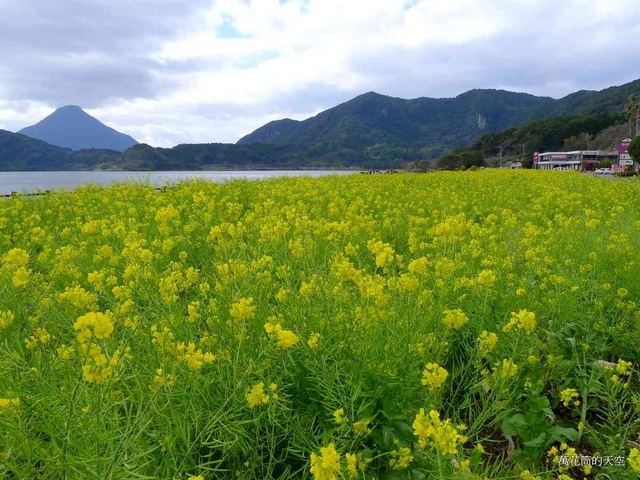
[534, 150, 618, 171]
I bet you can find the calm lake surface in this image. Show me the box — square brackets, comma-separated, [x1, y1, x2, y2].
[0, 170, 355, 195]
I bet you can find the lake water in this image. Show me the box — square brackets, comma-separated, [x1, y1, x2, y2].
[0, 170, 355, 195]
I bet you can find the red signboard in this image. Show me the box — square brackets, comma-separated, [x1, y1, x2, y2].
[620, 138, 631, 155]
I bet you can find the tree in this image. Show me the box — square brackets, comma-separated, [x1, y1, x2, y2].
[599, 158, 611, 169]
[624, 94, 640, 137]
[628, 137, 640, 164]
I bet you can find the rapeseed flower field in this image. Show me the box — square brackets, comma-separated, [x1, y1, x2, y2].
[0, 170, 639, 479]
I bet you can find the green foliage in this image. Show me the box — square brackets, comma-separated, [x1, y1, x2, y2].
[435, 150, 484, 170]
[628, 137, 640, 162]
[599, 158, 612, 168]
[502, 392, 579, 466]
[469, 113, 624, 158]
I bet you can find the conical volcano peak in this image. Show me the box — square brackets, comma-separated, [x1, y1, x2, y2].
[18, 105, 138, 152]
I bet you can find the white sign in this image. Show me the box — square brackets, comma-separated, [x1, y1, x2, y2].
[620, 159, 634, 166]
[620, 153, 631, 160]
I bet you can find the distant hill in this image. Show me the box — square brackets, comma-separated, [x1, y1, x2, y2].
[18, 105, 138, 152]
[0, 129, 123, 171]
[1, 78, 639, 171]
[237, 79, 640, 160]
[238, 90, 555, 154]
[544, 79, 640, 117]
[0, 129, 71, 170]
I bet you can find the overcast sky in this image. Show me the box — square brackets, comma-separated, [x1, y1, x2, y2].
[1, 0, 639, 147]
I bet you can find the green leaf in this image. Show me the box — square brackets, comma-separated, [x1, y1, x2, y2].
[523, 433, 547, 447]
[530, 394, 550, 412]
[382, 426, 396, 450]
[502, 413, 528, 436]
[382, 399, 399, 419]
[411, 470, 427, 480]
[550, 426, 579, 443]
[393, 421, 416, 443]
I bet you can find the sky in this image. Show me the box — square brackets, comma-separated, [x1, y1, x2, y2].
[0, 0, 639, 147]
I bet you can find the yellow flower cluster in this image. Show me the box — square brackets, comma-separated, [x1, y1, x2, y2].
[0, 310, 14, 330]
[307, 332, 321, 349]
[353, 419, 372, 436]
[547, 443, 577, 473]
[442, 308, 469, 330]
[477, 269, 497, 288]
[389, 447, 413, 469]
[25, 327, 52, 350]
[407, 256, 428, 275]
[310, 443, 341, 480]
[1, 247, 29, 270]
[476, 330, 498, 356]
[246, 382, 276, 408]
[230, 297, 256, 321]
[345, 453, 358, 478]
[503, 309, 536, 334]
[74, 311, 115, 343]
[421, 363, 449, 391]
[81, 346, 121, 384]
[615, 359, 632, 375]
[559, 388, 580, 407]
[629, 448, 640, 474]
[175, 342, 215, 370]
[493, 359, 519, 379]
[264, 316, 299, 349]
[412, 408, 467, 455]
[367, 239, 396, 269]
[57, 285, 99, 310]
[1, 248, 31, 286]
[0, 397, 20, 411]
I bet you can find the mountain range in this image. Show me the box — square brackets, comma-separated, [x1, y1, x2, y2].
[1, 78, 639, 171]
[238, 79, 640, 155]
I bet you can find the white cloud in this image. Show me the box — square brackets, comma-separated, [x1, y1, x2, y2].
[1, 0, 639, 146]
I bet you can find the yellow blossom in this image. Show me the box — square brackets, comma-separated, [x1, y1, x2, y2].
[277, 329, 299, 349]
[308, 333, 321, 349]
[246, 382, 270, 408]
[421, 363, 449, 391]
[412, 408, 467, 455]
[494, 359, 518, 379]
[74, 311, 114, 343]
[477, 331, 498, 356]
[503, 309, 536, 334]
[560, 388, 580, 407]
[442, 309, 468, 330]
[345, 453, 358, 478]
[389, 447, 413, 469]
[310, 443, 341, 480]
[477, 269, 497, 288]
[629, 448, 640, 474]
[0, 310, 15, 330]
[615, 359, 632, 375]
[230, 297, 256, 321]
[353, 419, 372, 436]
